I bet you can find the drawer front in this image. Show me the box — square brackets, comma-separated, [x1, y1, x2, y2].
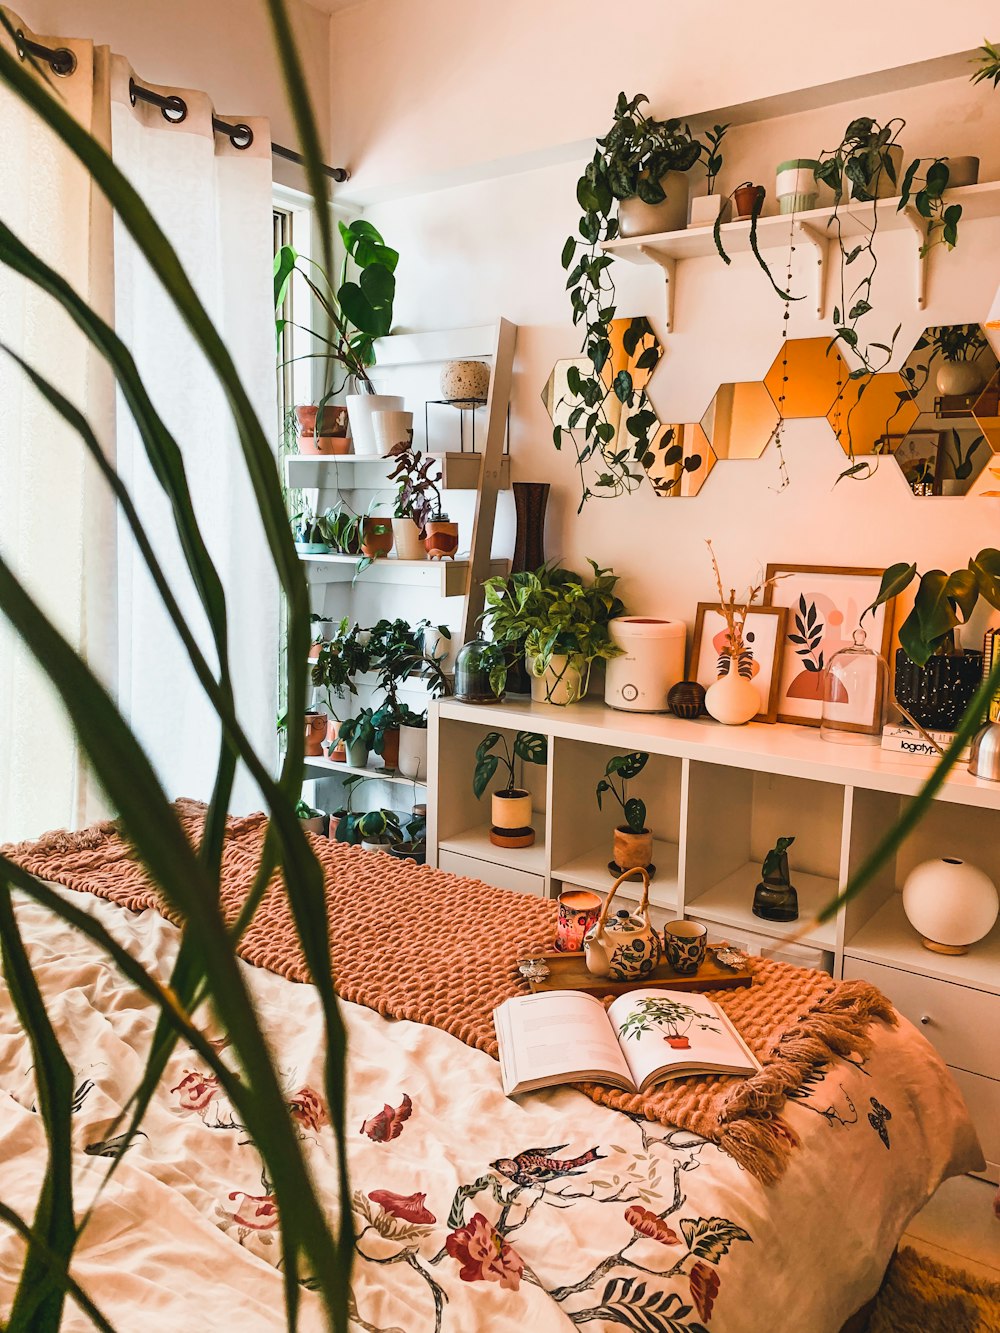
[950, 1067, 1000, 1184]
[843, 957, 1000, 1081]
[689, 916, 833, 975]
[438, 850, 546, 897]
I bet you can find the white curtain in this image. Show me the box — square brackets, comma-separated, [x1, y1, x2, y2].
[0, 16, 279, 840]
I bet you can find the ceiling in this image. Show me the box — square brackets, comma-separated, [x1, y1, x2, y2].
[301, 0, 366, 12]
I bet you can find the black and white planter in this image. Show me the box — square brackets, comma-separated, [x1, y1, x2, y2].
[894, 648, 983, 731]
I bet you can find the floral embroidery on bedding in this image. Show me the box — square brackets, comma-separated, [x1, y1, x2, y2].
[359, 1091, 412, 1142]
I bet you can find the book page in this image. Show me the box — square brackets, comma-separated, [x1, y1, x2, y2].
[608, 989, 757, 1091]
[496, 991, 632, 1091]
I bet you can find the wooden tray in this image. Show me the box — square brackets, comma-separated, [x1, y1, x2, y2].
[526, 950, 753, 996]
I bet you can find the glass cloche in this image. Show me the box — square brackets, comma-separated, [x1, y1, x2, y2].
[453, 638, 502, 704]
[820, 627, 889, 745]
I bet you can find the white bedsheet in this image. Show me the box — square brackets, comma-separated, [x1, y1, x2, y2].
[0, 886, 982, 1332]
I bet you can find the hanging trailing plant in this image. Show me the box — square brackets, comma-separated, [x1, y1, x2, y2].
[898, 158, 961, 255]
[712, 182, 798, 301]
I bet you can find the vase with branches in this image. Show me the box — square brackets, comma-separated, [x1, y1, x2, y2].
[702, 542, 784, 726]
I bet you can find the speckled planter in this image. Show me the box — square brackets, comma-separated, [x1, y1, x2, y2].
[440, 360, 490, 406]
[894, 648, 983, 730]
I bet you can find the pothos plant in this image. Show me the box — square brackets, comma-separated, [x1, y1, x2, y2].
[596, 751, 649, 834]
[558, 92, 704, 508]
[473, 731, 548, 798]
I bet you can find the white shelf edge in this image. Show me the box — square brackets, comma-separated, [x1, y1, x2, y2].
[303, 755, 426, 788]
[687, 861, 839, 951]
[438, 818, 547, 876]
[550, 838, 680, 910]
[843, 894, 1000, 996]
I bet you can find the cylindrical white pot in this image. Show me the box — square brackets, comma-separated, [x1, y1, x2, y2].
[902, 857, 999, 954]
[946, 156, 979, 188]
[618, 173, 689, 238]
[528, 653, 583, 705]
[397, 724, 428, 780]
[705, 670, 760, 725]
[392, 518, 426, 561]
[491, 790, 532, 830]
[346, 394, 405, 455]
[372, 409, 413, 457]
[775, 158, 820, 214]
[605, 618, 686, 713]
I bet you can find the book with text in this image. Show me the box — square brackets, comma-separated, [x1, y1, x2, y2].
[495, 988, 760, 1097]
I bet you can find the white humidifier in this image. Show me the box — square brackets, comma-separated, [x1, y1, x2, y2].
[605, 618, 686, 713]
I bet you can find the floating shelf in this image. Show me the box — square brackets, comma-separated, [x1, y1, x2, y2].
[438, 819, 547, 876]
[844, 893, 1000, 997]
[551, 840, 680, 912]
[687, 862, 839, 951]
[298, 552, 509, 596]
[603, 179, 1000, 328]
[285, 451, 509, 492]
[303, 754, 426, 788]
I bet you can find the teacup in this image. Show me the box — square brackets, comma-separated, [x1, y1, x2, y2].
[664, 920, 707, 976]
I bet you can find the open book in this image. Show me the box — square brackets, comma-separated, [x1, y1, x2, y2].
[494, 988, 760, 1097]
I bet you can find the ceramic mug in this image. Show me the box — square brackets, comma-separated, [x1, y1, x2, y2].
[663, 920, 707, 976]
[554, 889, 603, 952]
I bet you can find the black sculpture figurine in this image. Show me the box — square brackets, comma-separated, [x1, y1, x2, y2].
[753, 835, 799, 922]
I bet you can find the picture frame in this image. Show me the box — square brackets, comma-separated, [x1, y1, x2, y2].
[763, 564, 893, 731]
[689, 603, 788, 724]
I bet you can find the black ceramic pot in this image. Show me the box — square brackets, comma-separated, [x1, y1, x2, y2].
[752, 852, 799, 922]
[894, 649, 983, 731]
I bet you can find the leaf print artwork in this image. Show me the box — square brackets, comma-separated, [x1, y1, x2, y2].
[624, 1203, 680, 1245]
[785, 595, 830, 700]
[616, 997, 721, 1048]
[445, 1212, 524, 1291]
[690, 1261, 721, 1322]
[359, 1092, 412, 1142]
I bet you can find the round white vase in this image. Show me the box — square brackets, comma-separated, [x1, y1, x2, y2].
[704, 670, 760, 725]
[902, 857, 999, 955]
[345, 393, 405, 455]
[935, 361, 987, 397]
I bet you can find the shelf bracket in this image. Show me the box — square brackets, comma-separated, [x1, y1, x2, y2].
[638, 246, 676, 333]
[793, 221, 828, 320]
[900, 205, 929, 309]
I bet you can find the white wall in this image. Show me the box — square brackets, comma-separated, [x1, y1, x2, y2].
[16, 0, 331, 152]
[329, 8, 1000, 640]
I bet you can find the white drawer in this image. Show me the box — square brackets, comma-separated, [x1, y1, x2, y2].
[437, 850, 546, 897]
[950, 1067, 1000, 1184]
[842, 957, 1000, 1081]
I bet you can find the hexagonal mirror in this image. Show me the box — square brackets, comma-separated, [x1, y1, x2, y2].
[890, 425, 990, 496]
[643, 422, 717, 497]
[763, 337, 846, 419]
[826, 372, 919, 459]
[899, 325, 999, 413]
[973, 370, 1000, 452]
[700, 381, 779, 460]
[598, 315, 662, 397]
[541, 356, 591, 430]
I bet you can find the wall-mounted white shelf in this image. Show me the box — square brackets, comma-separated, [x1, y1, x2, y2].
[603, 179, 1000, 329]
[286, 451, 510, 492]
[299, 551, 509, 596]
[303, 753, 425, 788]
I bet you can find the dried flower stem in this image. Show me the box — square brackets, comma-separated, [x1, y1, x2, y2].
[705, 541, 787, 656]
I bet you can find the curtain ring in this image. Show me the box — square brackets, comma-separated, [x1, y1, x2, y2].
[230, 124, 254, 151]
[15, 30, 77, 77]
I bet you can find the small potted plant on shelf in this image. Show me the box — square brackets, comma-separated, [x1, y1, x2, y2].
[310, 618, 370, 758]
[473, 730, 548, 848]
[338, 708, 380, 769]
[295, 798, 326, 836]
[358, 808, 404, 853]
[688, 122, 730, 227]
[360, 515, 394, 559]
[274, 219, 402, 455]
[330, 774, 370, 844]
[919, 324, 992, 398]
[303, 707, 328, 757]
[388, 806, 427, 864]
[397, 705, 430, 781]
[596, 751, 654, 875]
[308, 613, 335, 661]
[322, 501, 364, 556]
[291, 507, 330, 555]
[386, 442, 445, 560]
[864, 550, 1000, 730]
[367, 618, 451, 767]
[294, 403, 349, 455]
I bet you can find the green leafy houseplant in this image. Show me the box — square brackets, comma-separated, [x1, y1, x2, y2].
[480, 560, 625, 702]
[865, 552, 1000, 666]
[945, 429, 986, 483]
[310, 617, 369, 720]
[0, 4, 353, 1326]
[338, 707, 381, 762]
[762, 835, 795, 880]
[357, 807, 404, 847]
[596, 751, 649, 833]
[386, 442, 445, 534]
[898, 158, 961, 255]
[971, 38, 1000, 87]
[472, 731, 548, 799]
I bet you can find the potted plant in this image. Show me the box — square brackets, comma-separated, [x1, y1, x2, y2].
[322, 501, 364, 556]
[330, 774, 370, 844]
[595, 91, 703, 238]
[338, 708, 380, 769]
[473, 730, 548, 848]
[424, 510, 458, 559]
[386, 442, 444, 560]
[388, 807, 427, 864]
[596, 751, 653, 874]
[397, 706, 429, 781]
[310, 618, 369, 757]
[687, 122, 730, 227]
[291, 507, 330, 555]
[295, 798, 326, 836]
[922, 325, 991, 398]
[941, 430, 986, 494]
[361, 515, 394, 559]
[303, 708, 327, 757]
[864, 550, 1000, 729]
[273, 219, 402, 456]
[357, 807, 404, 853]
[365, 617, 450, 767]
[308, 613, 335, 661]
[294, 403, 349, 455]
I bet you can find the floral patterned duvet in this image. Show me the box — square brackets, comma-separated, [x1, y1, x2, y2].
[0, 886, 981, 1332]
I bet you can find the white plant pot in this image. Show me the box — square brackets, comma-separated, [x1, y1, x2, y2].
[372, 409, 413, 457]
[491, 790, 532, 830]
[687, 194, 730, 228]
[299, 815, 325, 836]
[775, 158, 820, 214]
[902, 857, 999, 954]
[936, 360, 987, 397]
[392, 518, 426, 561]
[345, 739, 369, 769]
[605, 617, 686, 713]
[397, 724, 428, 780]
[361, 838, 392, 854]
[704, 670, 760, 725]
[345, 394, 405, 455]
[618, 173, 689, 238]
[527, 653, 583, 706]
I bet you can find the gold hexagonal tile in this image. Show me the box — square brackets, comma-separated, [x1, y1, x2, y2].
[700, 381, 779, 460]
[598, 315, 663, 399]
[540, 355, 591, 429]
[899, 325, 999, 415]
[826, 372, 919, 459]
[643, 422, 717, 497]
[763, 336, 847, 420]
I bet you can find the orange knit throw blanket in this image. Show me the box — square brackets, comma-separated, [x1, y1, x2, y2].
[5, 805, 896, 1185]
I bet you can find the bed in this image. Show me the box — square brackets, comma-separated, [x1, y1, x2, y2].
[0, 827, 983, 1333]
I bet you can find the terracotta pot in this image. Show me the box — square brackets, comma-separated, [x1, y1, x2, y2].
[664, 1036, 691, 1049]
[617, 172, 689, 237]
[734, 183, 765, 220]
[392, 518, 426, 561]
[304, 712, 327, 757]
[380, 727, 400, 770]
[490, 789, 534, 848]
[299, 434, 351, 456]
[424, 521, 459, 559]
[299, 814, 326, 836]
[295, 405, 347, 437]
[325, 718, 346, 761]
[613, 825, 653, 872]
[361, 517, 394, 558]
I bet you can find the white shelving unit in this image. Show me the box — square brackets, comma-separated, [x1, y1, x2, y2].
[603, 179, 1000, 328]
[298, 551, 509, 595]
[429, 695, 1000, 1181]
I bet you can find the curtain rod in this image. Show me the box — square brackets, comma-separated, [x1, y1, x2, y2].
[15, 31, 350, 183]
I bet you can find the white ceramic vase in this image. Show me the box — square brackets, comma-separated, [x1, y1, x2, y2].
[397, 724, 428, 781]
[936, 360, 987, 397]
[345, 393, 405, 455]
[902, 857, 999, 954]
[704, 668, 760, 725]
[528, 653, 583, 705]
[372, 409, 413, 457]
[391, 518, 426, 561]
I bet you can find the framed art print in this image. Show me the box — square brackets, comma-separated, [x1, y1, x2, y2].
[763, 564, 892, 730]
[689, 603, 788, 724]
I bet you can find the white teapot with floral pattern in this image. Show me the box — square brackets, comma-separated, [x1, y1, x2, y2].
[584, 869, 661, 981]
